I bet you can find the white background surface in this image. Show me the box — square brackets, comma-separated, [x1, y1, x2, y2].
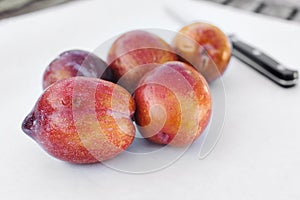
[1, 0, 300, 199]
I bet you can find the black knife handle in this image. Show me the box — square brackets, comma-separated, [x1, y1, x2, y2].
[229, 35, 298, 87]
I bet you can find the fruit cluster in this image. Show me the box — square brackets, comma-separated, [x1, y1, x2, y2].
[22, 22, 231, 164]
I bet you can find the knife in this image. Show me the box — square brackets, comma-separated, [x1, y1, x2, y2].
[229, 34, 298, 87]
[164, 6, 298, 88]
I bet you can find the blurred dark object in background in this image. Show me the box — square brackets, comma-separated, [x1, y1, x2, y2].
[2, 0, 300, 23]
[198, 0, 300, 23]
[0, 0, 76, 20]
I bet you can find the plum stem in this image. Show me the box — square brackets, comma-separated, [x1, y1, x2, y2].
[22, 112, 36, 136]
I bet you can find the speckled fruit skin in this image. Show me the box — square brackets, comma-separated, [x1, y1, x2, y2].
[173, 22, 232, 82]
[107, 30, 178, 90]
[43, 50, 113, 90]
[134, 61, 212, 147]
[22, 77, 135, 164]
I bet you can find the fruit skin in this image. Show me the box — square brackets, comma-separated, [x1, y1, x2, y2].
[134, 61, 212, 147]
[173, 22, 232, 82]
[43, 50, 113, 90]
[22, 77, 135, 164]
[107, 30, 178, 90]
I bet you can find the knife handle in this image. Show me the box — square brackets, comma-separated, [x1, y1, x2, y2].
[229, 35, 298, 87]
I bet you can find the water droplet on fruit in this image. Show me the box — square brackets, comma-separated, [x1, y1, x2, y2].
[157, 132, 170, 144]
